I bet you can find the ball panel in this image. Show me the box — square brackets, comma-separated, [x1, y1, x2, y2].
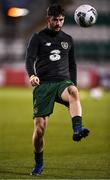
[74, 4, 98, 27]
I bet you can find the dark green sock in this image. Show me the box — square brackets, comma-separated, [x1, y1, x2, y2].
[34, 151, 43, 164]
[72, 116, 82, 132]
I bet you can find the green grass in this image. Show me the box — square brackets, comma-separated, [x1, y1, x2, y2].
[0, 87, 110, 179]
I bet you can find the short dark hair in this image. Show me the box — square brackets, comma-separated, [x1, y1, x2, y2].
[47, 4, 65, 17]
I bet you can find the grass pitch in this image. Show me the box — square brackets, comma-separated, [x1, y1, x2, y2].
[0, 87, 110, 179]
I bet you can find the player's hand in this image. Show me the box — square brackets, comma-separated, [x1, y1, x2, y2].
[30, 75, 40, 86]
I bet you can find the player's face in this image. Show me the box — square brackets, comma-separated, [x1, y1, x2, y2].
[47, 15, 65, 31]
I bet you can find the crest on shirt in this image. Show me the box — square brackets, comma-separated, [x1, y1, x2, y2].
[34, 107, 38, 114]
[61, 42, 68, 49]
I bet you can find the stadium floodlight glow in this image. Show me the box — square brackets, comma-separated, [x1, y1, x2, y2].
[7, 7, 29, 17]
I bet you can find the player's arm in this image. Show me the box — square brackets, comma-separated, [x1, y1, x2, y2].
[25, 33, 40, 86]
[69, 37, 77, 86]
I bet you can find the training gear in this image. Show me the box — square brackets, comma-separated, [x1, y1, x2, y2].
[26, 28, 77, 85]
[73, 128, 90, 141]
[33, 80, 74, 118]
[74, 4, 97, 27]
[31, 163, 43, 176]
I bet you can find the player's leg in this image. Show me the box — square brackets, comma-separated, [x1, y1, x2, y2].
[61, 85, 82, 117]
[61, 85, 89, 141]
[31, 83, 57, 175]
[31, 116, 48, 176]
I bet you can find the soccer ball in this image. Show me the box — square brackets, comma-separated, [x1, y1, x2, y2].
[74, 4, 97, 27]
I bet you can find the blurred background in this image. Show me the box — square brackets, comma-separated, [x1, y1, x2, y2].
[0, 0, 110, 89]
[0, 1, 110, 179]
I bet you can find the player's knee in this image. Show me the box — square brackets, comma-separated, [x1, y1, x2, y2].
[34, 117, 46, 138]
[34, 125, 44, 138]
[38, 125, 44, 138]
[68, 86, 79, 100]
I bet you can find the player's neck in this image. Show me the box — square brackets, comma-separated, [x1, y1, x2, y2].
[46, 27, 61, 35]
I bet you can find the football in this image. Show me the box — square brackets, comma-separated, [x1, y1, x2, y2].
[74, 4, 97, 27]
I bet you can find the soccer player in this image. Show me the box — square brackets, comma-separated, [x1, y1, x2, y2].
[25, 4, 90, 176]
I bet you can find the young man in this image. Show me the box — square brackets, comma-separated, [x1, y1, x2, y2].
[26, 4, 90, 176]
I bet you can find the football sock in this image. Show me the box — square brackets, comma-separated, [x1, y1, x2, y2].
[34, 151, 43, 165]
[72, 116, 82, 132]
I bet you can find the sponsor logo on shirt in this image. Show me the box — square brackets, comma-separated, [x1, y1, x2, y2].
[45, 42, 51, 46]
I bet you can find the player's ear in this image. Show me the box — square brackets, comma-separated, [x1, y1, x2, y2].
[46, 16, 50, 23]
